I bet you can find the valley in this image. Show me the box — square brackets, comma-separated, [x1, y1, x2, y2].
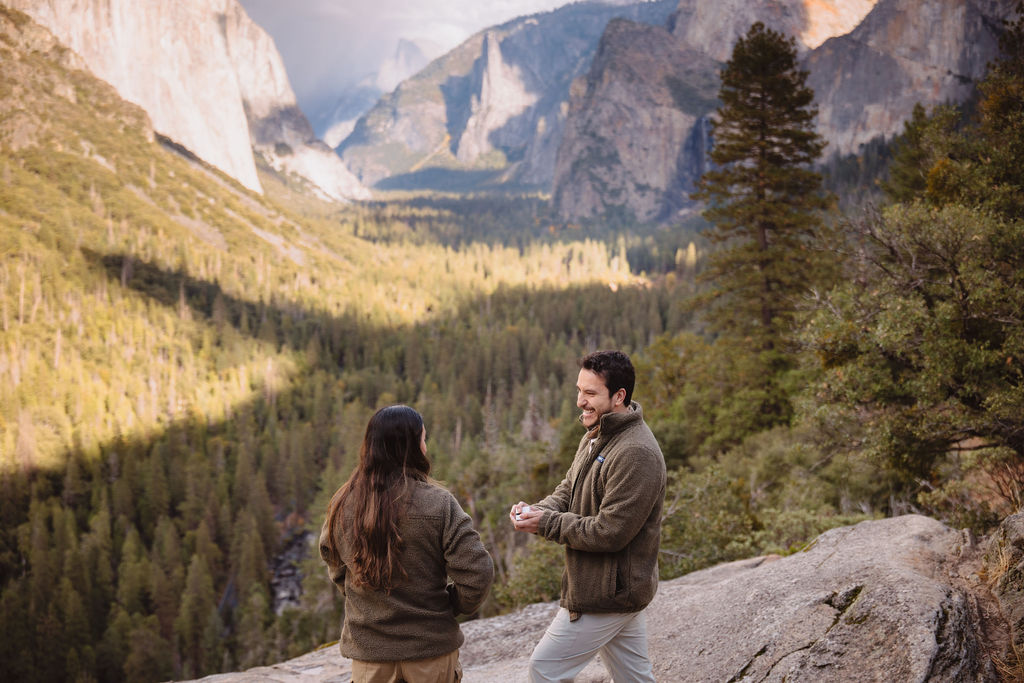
[3, 0, 1024, 680]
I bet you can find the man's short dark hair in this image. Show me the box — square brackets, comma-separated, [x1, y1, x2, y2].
[580, 350, 635, 405]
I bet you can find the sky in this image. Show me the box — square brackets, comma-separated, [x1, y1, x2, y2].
[239, 0, 581, 113]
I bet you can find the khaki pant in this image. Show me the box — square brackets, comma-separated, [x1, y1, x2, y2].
[529, 608, 655, 682]
[351, 649, 462, 683]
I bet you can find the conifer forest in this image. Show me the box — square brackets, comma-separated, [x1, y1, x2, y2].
[3, 4, 1024, 681]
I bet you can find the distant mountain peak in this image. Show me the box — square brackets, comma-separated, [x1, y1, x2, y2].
[454, 31, 541, 165]
[376, 38, 435, 93]
[552, 0, 1015, 222]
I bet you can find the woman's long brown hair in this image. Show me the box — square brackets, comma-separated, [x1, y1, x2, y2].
[323, 405, 431, 591]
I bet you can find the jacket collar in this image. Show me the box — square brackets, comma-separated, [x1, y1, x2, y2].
[585, 401, 643, 443]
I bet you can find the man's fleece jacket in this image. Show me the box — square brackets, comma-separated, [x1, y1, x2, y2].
[319, 479, 493, 662]
[536, 402, 666, 614]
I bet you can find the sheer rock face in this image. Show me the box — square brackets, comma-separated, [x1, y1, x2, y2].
[554, 0, 877, 221]
[667, 0, 878, 60]
[806, 0, 1018, 157]
[338, 0, 679, 189]
[454, 31, 540, 166]
[553, 0, 1016, 221]
[8, 0, 367, 201]
[180, 515, 1006, 682]
[551, 19, 719, 223]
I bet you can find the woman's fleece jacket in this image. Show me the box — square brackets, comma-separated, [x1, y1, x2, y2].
[320, 479, 493, 662]
[536, 402, 666, 614]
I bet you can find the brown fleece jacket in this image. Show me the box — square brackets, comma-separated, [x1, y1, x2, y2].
[319, 479, 493, 662]
[536, 402, 666, 614]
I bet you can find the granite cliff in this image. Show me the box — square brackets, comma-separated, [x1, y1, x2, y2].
[667, 0, 878, 61]
[338, 0, 875, 203]
[554, 0, 877, 222]
[806, 0, 1016, 156]
[335, 0, 1016, 219]
[551, 19, 720, 222]
[6, 0, 367, 201]
[181, 514, 1024, 682]
[337, 0, 678, 190]
[553, 0, 1017, 221]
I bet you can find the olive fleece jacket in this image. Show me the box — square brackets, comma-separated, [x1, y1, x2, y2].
[319, 479, 494, 662]
[536, 402, 666, 614]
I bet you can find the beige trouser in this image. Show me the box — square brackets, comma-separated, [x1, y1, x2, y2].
[351, 649, 462, 683]
[529, 607, 656, 682]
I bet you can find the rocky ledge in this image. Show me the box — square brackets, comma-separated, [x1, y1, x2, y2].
[183, 513, 1023, 682]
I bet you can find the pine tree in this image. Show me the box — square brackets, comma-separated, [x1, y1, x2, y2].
[879, 103, 962, 203]
[116, 526, 151, 615]
[234, 586, 271, 669]
[691, 21, 831, 428]
[124, 614, 175, 682]
[175, 554, 217, 677]
[693, 21, 829, 346]
[959, 1, 1024, 219]
[803, 3, 1024, 518]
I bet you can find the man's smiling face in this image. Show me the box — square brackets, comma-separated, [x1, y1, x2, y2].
[576, 367, 623, 429]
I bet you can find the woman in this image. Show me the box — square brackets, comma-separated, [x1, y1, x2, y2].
[320, 405, 493, 683]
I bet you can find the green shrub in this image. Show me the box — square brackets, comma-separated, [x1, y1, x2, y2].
[494, 537, 564, 610]
[659, 426, 878, 579]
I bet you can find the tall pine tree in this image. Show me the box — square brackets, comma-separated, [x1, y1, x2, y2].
[694, 21, 830, 345]
[691, 21, 831, 426]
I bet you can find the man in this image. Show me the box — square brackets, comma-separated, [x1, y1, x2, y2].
[511, 349, 666, 682]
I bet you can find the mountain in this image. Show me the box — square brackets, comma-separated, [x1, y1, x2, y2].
[337, 0, 679, 191]
[377, 38, 437, 94]
[181, 513, 1019, 682]
[337, 0, 871, 198]
[553, 0, 1017, 221]
[554, 0, 879, 222]
[337, 0, 1015, 219]
[666, 0, 878, 61]
[806, 0, 1016, 156]
[7, 0, 368, 201]
[319, 84, 386, 150]
[551, 18, 720, 222]
[317, 39, 438, 149]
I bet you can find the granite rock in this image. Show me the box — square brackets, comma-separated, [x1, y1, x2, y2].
[8, 0, 367, 200]
[180, 515, 1005, 683]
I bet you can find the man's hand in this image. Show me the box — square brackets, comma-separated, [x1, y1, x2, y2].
[510, 501, 542, 534]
